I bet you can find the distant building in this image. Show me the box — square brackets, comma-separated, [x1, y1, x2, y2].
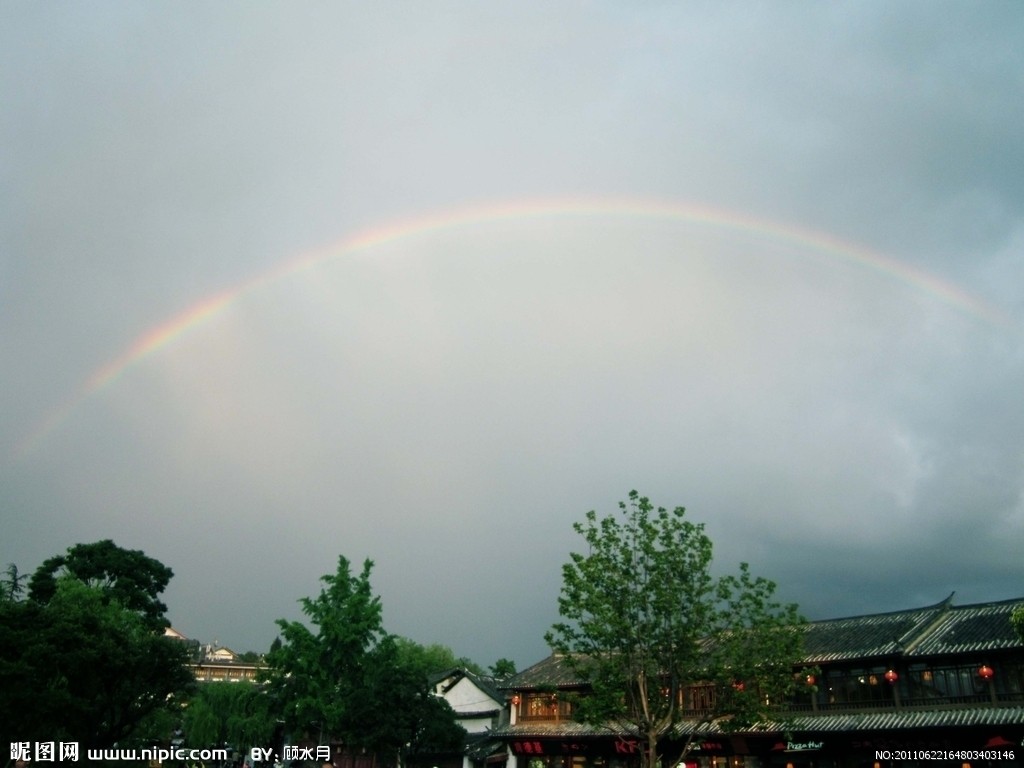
[164, 628, 264, 683]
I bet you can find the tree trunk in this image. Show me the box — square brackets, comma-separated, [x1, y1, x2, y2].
[643, 730, 660, 768]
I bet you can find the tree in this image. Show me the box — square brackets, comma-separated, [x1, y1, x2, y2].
[1, 577, 194, 748]
[28, 539, 174, 631]
[393, 636, 484, 677]
[1, 563, 26, 601]
[266, 557, 465, 766]
[1, 542, 194, 749]
[183, 681, 276, 751]
[545, 491, 806, 768]
[1012, 606, 1024, 642]
[267, 556, 386, 746]
[364, 637, 466, 768]
[489, 658, 517, 680]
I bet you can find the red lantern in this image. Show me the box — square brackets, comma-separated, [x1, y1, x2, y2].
[511, 694, 521, 707]
[884, 669, 898, 684]
[978, 665, 994, 680]
[805, 674, 816, 686]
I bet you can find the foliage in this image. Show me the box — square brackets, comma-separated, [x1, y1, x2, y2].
[266, 555, 464, 766]
[489, 658, 517, 679]
[393, 636, 483, 677]
[267, 556, 386, 744]
[1, 563, 26, 601]
[545, 491, 806, 767]
[365, 637, 466, 768]
[1013, 606, 1024, 642]
[28, 539, 174, 631]
[182, 681, 276, 750]
[0, 576, 194, 748]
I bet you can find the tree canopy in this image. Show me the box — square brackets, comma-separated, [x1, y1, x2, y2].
[489, 658, 517, 680]
[1, 542, 193, 749]
[183, 680, 276, 752]
[545, 491, 806, 767]
[267, 556, 385, 745]
[266, 556, 465, 766]
[28, 539, 174, 631]
[393, 636, 484, 677]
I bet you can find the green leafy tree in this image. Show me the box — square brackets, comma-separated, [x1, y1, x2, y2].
[183, 681, 276, 751]
[0, 593, 51, 746]
[28, 539, 174, 631]
[364, 637, 466, 768]
[1012, 606, 1024, 642]
[489, 658, 517, 680]
[0, 577, 194, 748]
[1, 563, 26, 601]
[545, 491, 806, 768]
[267, 556, 389, 746]
[266, 557, 464, 766]
[393, 636, 483, 677]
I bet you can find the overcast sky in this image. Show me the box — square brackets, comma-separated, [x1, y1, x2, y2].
[3, 2, 1023, 669]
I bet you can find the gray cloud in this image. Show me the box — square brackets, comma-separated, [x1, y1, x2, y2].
[2, 2, 1022, 667]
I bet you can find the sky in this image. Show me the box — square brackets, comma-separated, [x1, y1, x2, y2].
[2, 2, 1023, 671]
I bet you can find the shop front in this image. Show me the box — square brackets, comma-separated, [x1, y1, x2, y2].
[508, 736, 644, 768]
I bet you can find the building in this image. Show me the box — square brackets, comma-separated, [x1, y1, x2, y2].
[164, 628, 264, 683]
[192, 643, 264, 683]
[428, 668, 508, 768]
[495, 595, 1024, 768]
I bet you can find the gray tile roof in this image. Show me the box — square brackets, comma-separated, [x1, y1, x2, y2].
[798, 594, 952, 663]
[904, 598, 1024, 656]
[502, 653, 588, 691]
[492, 721, 631, 739]
[494, 705, 1024, 739]
[724, 705, 1024, 734]
[798, 594, 1024, 664]
[429, 667, 506, 702]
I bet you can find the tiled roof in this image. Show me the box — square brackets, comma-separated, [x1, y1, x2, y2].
[492, 721, 633, 739]
[429, 667, 506, 702]
[799, 594, 1024, 664]
[464, 735, 507, 761]
[494, 705, 1024, 738]
[799, 595, 952, 663]
[683, 705, 1024, 734]
[465, 669, 506, 702]
[456, 709, 502, 719]
[503, 654, 588, 691]
[904, 598, 1024, 656]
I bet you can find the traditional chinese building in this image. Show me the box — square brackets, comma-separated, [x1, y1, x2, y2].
[494, 595, 1024, 768]
[421, 668, 509, 768]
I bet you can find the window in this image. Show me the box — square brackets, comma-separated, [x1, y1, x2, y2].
[825, 666, 892, 706]
[521, 693, 573, 721]
[684, 684, 716, 713]
[906, 663, 988, 702]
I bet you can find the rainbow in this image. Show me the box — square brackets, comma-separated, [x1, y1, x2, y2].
[10, 196, 1009, 461]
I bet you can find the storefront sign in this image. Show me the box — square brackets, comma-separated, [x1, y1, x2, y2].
[692, 741, 724, 753]
[511, 740, 640, 757]
[786, 741, 824, 752]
